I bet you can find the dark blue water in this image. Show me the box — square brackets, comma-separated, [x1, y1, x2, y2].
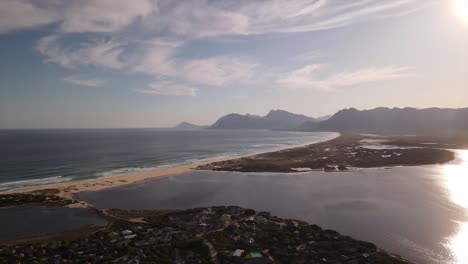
[0, 129, 337, 190]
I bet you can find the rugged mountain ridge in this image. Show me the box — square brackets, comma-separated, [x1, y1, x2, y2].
[184, 107, 468, 135]
[299, 107, 468, 135]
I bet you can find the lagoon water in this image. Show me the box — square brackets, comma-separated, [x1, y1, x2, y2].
[79, 151, 468, 264]
[0, 205, 107, 241]
[0, 129, 337, 190]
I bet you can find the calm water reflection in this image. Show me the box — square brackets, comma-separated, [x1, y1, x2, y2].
[79, 151, 468, 264]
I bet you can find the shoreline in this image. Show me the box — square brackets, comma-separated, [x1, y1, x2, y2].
[0, 163, 199, 203]
[2, 132, 460, 200]
[0, 132, 340, 200]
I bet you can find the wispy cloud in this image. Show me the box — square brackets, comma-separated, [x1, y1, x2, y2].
[63, 76, 106, 87]
[277, 64, 413, 91]
[0, 0, 59, 33]
[0, 0, 152, 34]
[1, 0, 430, 95]
[40, 36, 257, 88]
[58, 0, 153, 33]
[37, 35, 125, 69]
[1, 0, 433, 35]
[137, 81, 197, 96]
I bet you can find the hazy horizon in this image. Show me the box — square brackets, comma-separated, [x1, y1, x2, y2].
[1, 0, 467, 129]
[0, 105, 467, 129]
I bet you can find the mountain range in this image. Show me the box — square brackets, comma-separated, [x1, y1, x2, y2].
[299, 107, 468, 135]
[176, 107, 468, 135]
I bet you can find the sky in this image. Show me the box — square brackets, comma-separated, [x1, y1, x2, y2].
[0, 0, 467, 128]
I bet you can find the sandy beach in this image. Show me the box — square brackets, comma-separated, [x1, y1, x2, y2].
[0, 162, 200, 203]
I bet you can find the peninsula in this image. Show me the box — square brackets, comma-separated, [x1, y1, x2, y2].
[197, 134, 457, 173]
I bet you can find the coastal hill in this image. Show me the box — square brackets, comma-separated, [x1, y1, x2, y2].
[298, 107, 468, 135]
[210, 110, 316, 130]
[173, 122, 206, 130]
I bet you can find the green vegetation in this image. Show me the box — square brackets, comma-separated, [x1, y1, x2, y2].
[0, 191, 75, 208]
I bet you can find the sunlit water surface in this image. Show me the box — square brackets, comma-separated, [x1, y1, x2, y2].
[442, 150, 468, 264]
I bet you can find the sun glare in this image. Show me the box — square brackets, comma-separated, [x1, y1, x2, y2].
[448, 222, 468, 264]
[455, 0, 468, 23]
[443, 150, 468, 264]
[443, 150, 468, 209]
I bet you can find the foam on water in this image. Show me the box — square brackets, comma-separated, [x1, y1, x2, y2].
[0, 176, 72, 191]
[93, 133, 339, 180]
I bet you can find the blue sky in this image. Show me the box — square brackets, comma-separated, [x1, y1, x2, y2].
[0, 0, 467, 128]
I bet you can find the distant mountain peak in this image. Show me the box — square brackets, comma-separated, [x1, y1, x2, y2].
[264, 109, 310, 118]
[179, 121, 192, 125]
[266, 109, 288, 114]
[174, 122, 205, 130]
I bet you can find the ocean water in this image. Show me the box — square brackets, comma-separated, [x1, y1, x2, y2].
[78, 150, 468, 264]
[0, 129, 337, 190]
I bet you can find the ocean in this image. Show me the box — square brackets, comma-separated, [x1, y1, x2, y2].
[0, 129, 337, 191]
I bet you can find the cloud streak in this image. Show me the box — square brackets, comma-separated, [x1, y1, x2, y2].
[137, 81, 197, 96]
[277, 64, 413, 91]
[63, 76, 106, 87]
